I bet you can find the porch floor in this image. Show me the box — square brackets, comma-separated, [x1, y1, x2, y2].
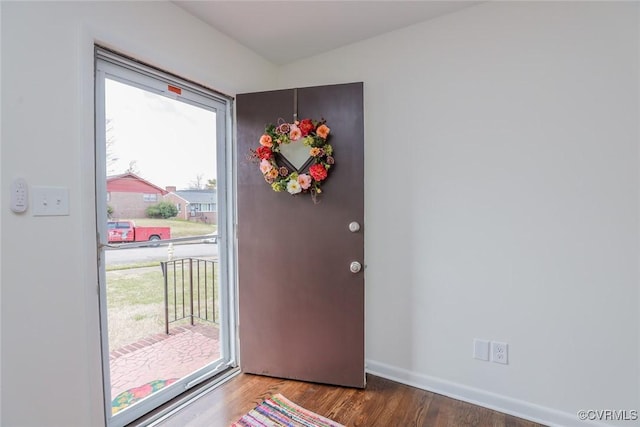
[109, 323, 220, 400]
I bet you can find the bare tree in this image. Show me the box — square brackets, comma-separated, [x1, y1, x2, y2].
[189, 173, 205, 190]
[106, 118, 119, 174]
[125, 160, 140, 175]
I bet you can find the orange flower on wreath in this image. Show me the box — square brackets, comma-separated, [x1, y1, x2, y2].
[309, 147, 323, 157]
[259, 134, 273, 147]
[316, 124, 330, 139]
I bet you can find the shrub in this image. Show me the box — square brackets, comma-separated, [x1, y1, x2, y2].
[145, 201, 178, 219]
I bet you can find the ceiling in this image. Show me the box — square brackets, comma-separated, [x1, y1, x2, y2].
[172, 1, 480, 65]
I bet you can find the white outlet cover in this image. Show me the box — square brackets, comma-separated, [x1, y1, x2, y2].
[473, 339, 490, 361]
[491, 341, 508, 365]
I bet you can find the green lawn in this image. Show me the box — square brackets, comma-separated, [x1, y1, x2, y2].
[106, 218, 219, 351]
[107, 262, 219, 351]
[107, 266, 165, 350]
[128, 218, 216, 239]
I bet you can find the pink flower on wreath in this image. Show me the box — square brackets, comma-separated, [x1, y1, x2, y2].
[259, 134, 273, 147]
[259, 159, 272, 174]
[309, 163, 328, 181]
[289, 125, 302, 141]
[298, 173, 312, 190]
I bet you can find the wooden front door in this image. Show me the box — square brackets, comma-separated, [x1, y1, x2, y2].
[237, 83, 365, 388]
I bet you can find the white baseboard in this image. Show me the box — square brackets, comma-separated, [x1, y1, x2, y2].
[365, 359, 611, 427]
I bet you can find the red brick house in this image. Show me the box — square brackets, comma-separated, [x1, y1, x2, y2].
[107, 173, 168, 219]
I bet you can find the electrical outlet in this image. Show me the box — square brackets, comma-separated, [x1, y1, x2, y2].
[473, 339, 490, 361]
[491, 341, 508, 364]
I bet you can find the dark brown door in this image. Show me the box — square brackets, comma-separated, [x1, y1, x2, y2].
[237, 83, 365, 388]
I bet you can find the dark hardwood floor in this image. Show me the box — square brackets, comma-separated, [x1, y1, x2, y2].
[156, 373, 546, 427]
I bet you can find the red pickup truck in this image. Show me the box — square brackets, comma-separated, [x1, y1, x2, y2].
[108, 220, 171, 244]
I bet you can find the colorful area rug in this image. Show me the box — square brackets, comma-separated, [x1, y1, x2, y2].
[230, 394, 344, 427]
[111, 378, 178, 414]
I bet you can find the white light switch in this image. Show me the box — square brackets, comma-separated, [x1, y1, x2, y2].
[32, 186, 69, 216]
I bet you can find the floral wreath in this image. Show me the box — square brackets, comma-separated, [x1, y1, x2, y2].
[251, 118, 333, 202]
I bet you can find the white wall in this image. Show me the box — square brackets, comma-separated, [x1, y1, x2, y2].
[0, 2, 276, 426]
[0, 2, 3, 421]
[2, 1, 638, 426]
[279, 2, 638, 426]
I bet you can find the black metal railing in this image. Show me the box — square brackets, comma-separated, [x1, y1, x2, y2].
[160, 258, 218, 334]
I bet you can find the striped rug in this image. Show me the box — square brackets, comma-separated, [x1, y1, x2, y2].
[230, 394, 344, 427]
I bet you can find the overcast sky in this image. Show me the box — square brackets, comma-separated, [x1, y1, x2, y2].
[105, 78, 217, 190]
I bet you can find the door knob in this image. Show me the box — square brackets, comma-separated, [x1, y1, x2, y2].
[350, 261, 362, 273]
[348, 221, 360, 232]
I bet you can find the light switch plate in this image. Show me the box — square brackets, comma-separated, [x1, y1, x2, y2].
[32, 186, 69, 216]
[473, 339, 490, 361]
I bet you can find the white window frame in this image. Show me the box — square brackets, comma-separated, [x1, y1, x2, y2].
[95, 47, 238, 427]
